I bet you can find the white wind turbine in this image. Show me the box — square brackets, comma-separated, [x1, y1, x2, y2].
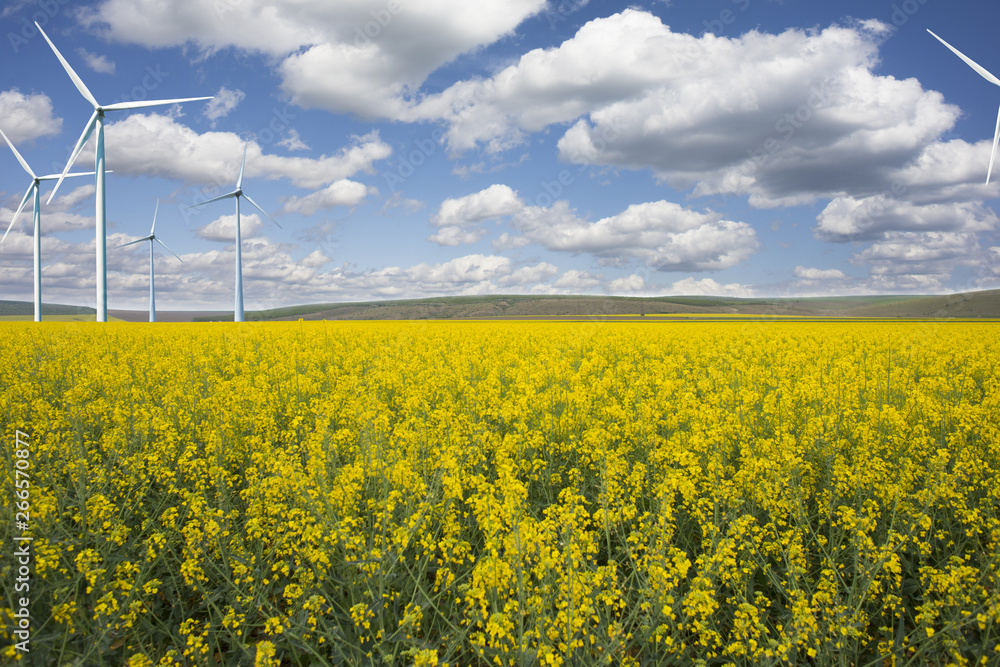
[928, 29, 1000, 184]
[35, 21, 211, 322]
[116, 201, 183, 323]
[188, 142, 282, 322]
[1, 127, 94, 322]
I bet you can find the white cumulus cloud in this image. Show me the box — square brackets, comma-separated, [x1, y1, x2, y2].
[76, 114, 391, 191]
[793, 266, 848, 280]
[667, 277, 755, 297]
[80, 0, 548, 123]
[432, 184, 523, 228]
[0, 90, 62, 143]
[510, 200, 759, 272]
[608, 273, 646, 293]
[204, 87, 246, 124]
[196, 213, 264, 242]
[76, 48, 116, 74]
[279, 180, 376, 216]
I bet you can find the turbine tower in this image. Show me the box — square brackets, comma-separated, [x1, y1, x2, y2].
[35, 21, 211, 322]
[1, 128, 93, 322]
[116, 201, 183, 323]
[188, 142, 282, 322]
[928, 29, 1000, 184]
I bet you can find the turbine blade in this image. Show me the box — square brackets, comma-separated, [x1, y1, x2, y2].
[187, 191, 238, 208]
[927, 30, 1000, 87]
[154, 237, 183, 262]
[46, 110, 99, 205]
[150, 200, 159, 235]
[116, 237, 152, 249]
[989, 104, 1000, 185]
[35, 22, 101, 108]
[38, 171, 96, 181]
[2, 185, 35, 244]
[0, 128, 36, 179]
[237, 142, 248, 190]
[242, 192, 282, 229]
[102, 96, 213, 112]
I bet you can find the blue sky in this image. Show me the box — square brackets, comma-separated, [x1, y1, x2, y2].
[1, 0, 999, 311]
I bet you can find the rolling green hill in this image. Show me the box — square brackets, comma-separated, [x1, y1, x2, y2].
[0, 301, 98, 321]
[5, 289, 998, 322]
[222, 289, 1000, 321]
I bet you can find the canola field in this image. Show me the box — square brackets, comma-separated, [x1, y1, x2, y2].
[1, 320, 999, 666]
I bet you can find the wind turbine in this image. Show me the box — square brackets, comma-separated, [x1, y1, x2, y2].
[928, 29, 1000, 184]
[1, 128, 94, 322]
[35, 21, 211, 322]
[116, 201, 183, 323]
[188, 142, 282, 322]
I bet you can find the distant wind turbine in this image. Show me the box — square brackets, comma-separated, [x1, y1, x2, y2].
[1, 127, 94, 322]
[35, 21, 211, 322]
[188, 142, 282, 322]
[928, 29, 1000, 184]
[116, 201, 183, 323]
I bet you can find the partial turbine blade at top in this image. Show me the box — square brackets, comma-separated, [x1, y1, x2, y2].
[989, 104, 1000, 185]
[103, 96, 213, 112]
[236, 142, 249, 190]
[46, 110, 99, 205]
[242, 192, 282, 229]
[1, 185, 35, 243]
[927, 30, 1000, 87]
[34, 22, 101, 108]
[187, 191, 239, 209]
[150, 200, 160, 235]
[0, 128, 36, 179]
[154, 237, 183, 262]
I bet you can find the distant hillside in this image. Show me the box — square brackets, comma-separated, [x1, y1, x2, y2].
[217, 288, 1000, 321]
[0, 301, 96, 318]
[6, 290, 998, 322]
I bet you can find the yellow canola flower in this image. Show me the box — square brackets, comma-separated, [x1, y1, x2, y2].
[0, 320, 997, 665]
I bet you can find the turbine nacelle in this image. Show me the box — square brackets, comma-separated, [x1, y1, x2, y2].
[116, 201, 183, 261]
[186, 142, 282, 229]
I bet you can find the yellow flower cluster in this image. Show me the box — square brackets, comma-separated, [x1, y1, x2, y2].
[0, 320, 997, 665]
